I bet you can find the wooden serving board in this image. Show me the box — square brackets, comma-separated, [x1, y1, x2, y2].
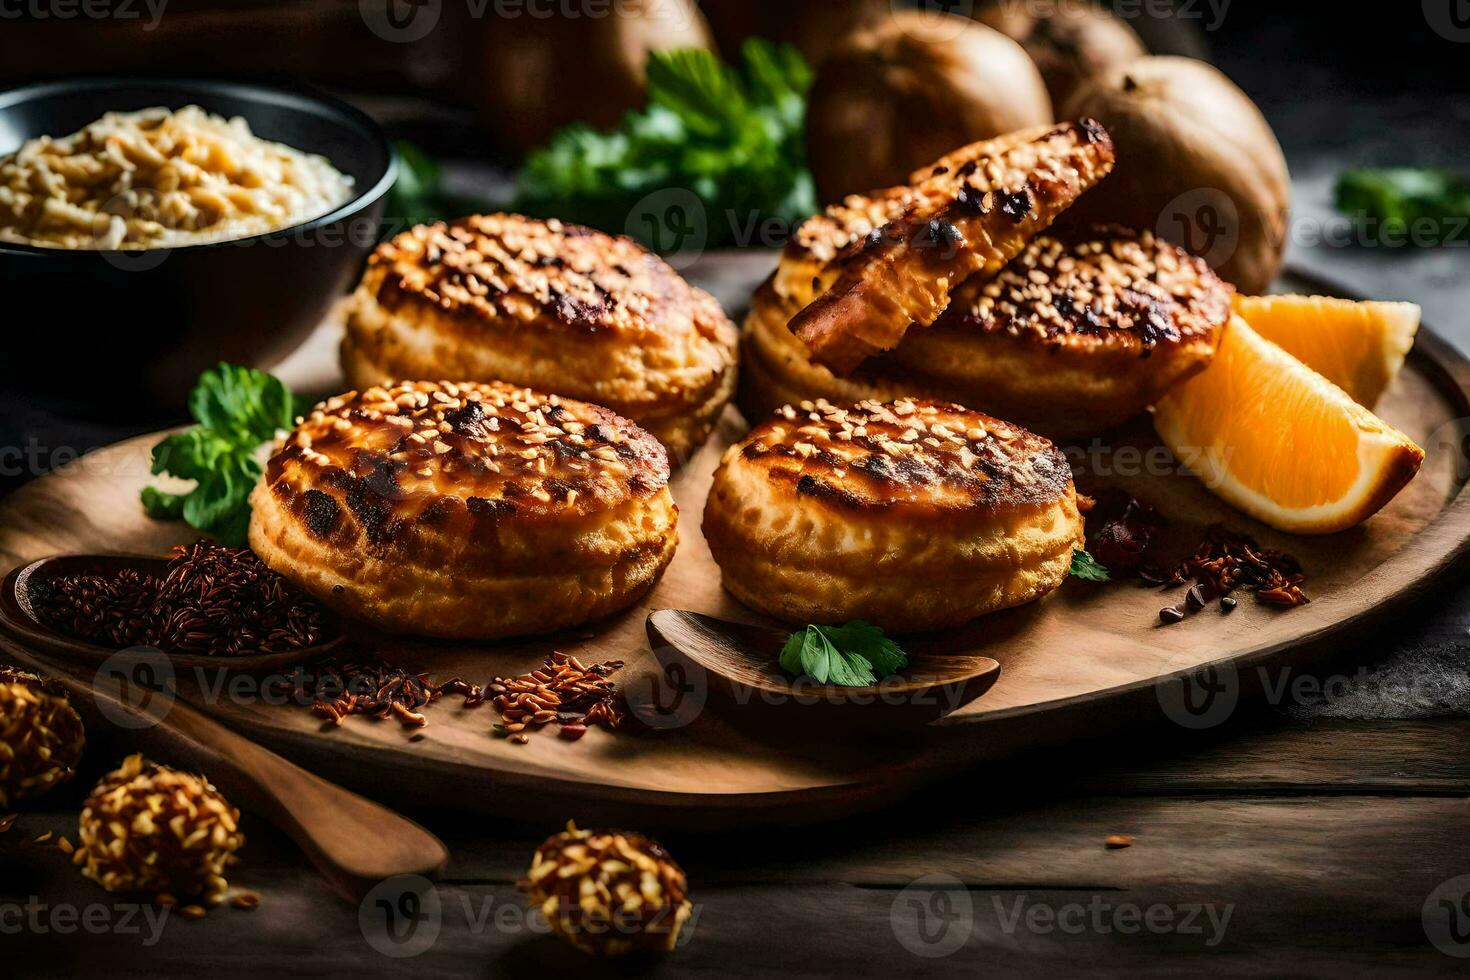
[1, 258, 1468, 828]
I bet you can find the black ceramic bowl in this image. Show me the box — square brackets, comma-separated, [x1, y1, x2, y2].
[0, 79, 396, 415]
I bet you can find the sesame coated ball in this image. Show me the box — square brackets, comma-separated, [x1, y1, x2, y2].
[520, 822, 693, 958]
[75, 754, 244, 905]
[0, 668, 85, 807]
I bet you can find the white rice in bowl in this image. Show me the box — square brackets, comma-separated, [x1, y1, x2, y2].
[0, 105, 356, 250]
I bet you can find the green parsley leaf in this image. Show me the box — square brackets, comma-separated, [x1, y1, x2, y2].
[779, 622, 909, 687]
[187, 363, 301, 447]
[778, 628, 809, 677]
[515, 39, 816, 252]
[802, 629, 878, 688]
[140, 486, 186, 520]
[1335, 167, 1470, 246]
[141, 363, 300, 548]
[1069, 548, 1112, 583]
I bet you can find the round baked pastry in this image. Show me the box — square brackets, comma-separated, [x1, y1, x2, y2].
[342, 214, 738, 461]
[248, 380, 678, 640]
[704, 398, 1084, 632]
[742, 227, 1231, 440]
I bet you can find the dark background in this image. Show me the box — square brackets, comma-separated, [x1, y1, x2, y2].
[2, 2, 1467, 93]
[0, 0, 1467, 493]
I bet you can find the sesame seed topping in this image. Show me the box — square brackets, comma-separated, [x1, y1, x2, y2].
[738, 398, 1069, 511]
[942, 228, 1230, 349]
[269, 381, 670, 527]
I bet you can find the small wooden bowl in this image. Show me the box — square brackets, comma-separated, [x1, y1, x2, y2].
[0, 553, 346, 674]
[646, 610, 1001, 730]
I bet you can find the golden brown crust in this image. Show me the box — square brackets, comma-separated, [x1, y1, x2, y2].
[734, 399, 1071, 514]
[704, 398, 1083, 632]
[787, 120, 1117, 374]
[248, 380, 678, 639]
[742, 226, 1229, 439]
[936, 226, 1231, 351]
[341, 213, 738, 459]
[774, 128, 1050, 311]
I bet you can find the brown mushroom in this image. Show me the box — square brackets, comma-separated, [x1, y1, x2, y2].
[477, 0, 715, 152]
[973, 0, 1147, 107]
[1062, 56, 1290, 293]
[806, 11, 1053, 201]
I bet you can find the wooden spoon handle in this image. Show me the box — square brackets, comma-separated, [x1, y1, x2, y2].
[0, 637, 448, 902]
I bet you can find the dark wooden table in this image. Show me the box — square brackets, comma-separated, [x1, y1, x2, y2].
[5, 29, 1470, 975]
[5, 577, 1469, 977]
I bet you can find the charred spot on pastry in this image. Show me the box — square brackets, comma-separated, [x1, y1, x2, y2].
[444, 399, 486, 435]
[467, 495, 517, 519]
[1121, 289, 1182, 347]
[362, 459, 403, 500]
[550, 291, 608, 329]
[302, 489, 340, 539]
[419, 497, 458, 526]
[345, 478, 392, 543]
[915, 218, 965, 259]
[627, 473, 659, 495]
[543, 478, 577, 502]
[999, 189, 1033, 221]
[954, 184, 991, 214]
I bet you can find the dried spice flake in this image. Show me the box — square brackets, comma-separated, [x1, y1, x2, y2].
[489, 653, 641, 743]
[1166, 525, 1310, 607]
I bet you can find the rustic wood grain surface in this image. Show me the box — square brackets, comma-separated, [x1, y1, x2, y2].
[0, 262, 1463, 829]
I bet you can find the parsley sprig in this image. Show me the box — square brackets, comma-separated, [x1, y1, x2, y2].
[1336, 167, 1470, 246]
[141, 363, 307, 547]
[515, 39, 817, 251]
[1069, 548, 1112, 583]
[779, 621, 909, 687]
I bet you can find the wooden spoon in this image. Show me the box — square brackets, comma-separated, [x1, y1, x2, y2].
[0, 559, 448, 902]
[1, 554, 347, 673]
[646, 610, 1001, 730]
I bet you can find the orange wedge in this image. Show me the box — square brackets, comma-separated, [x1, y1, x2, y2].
[1232, 294, 1419, 408]
[1154, 316, 1423, 534]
